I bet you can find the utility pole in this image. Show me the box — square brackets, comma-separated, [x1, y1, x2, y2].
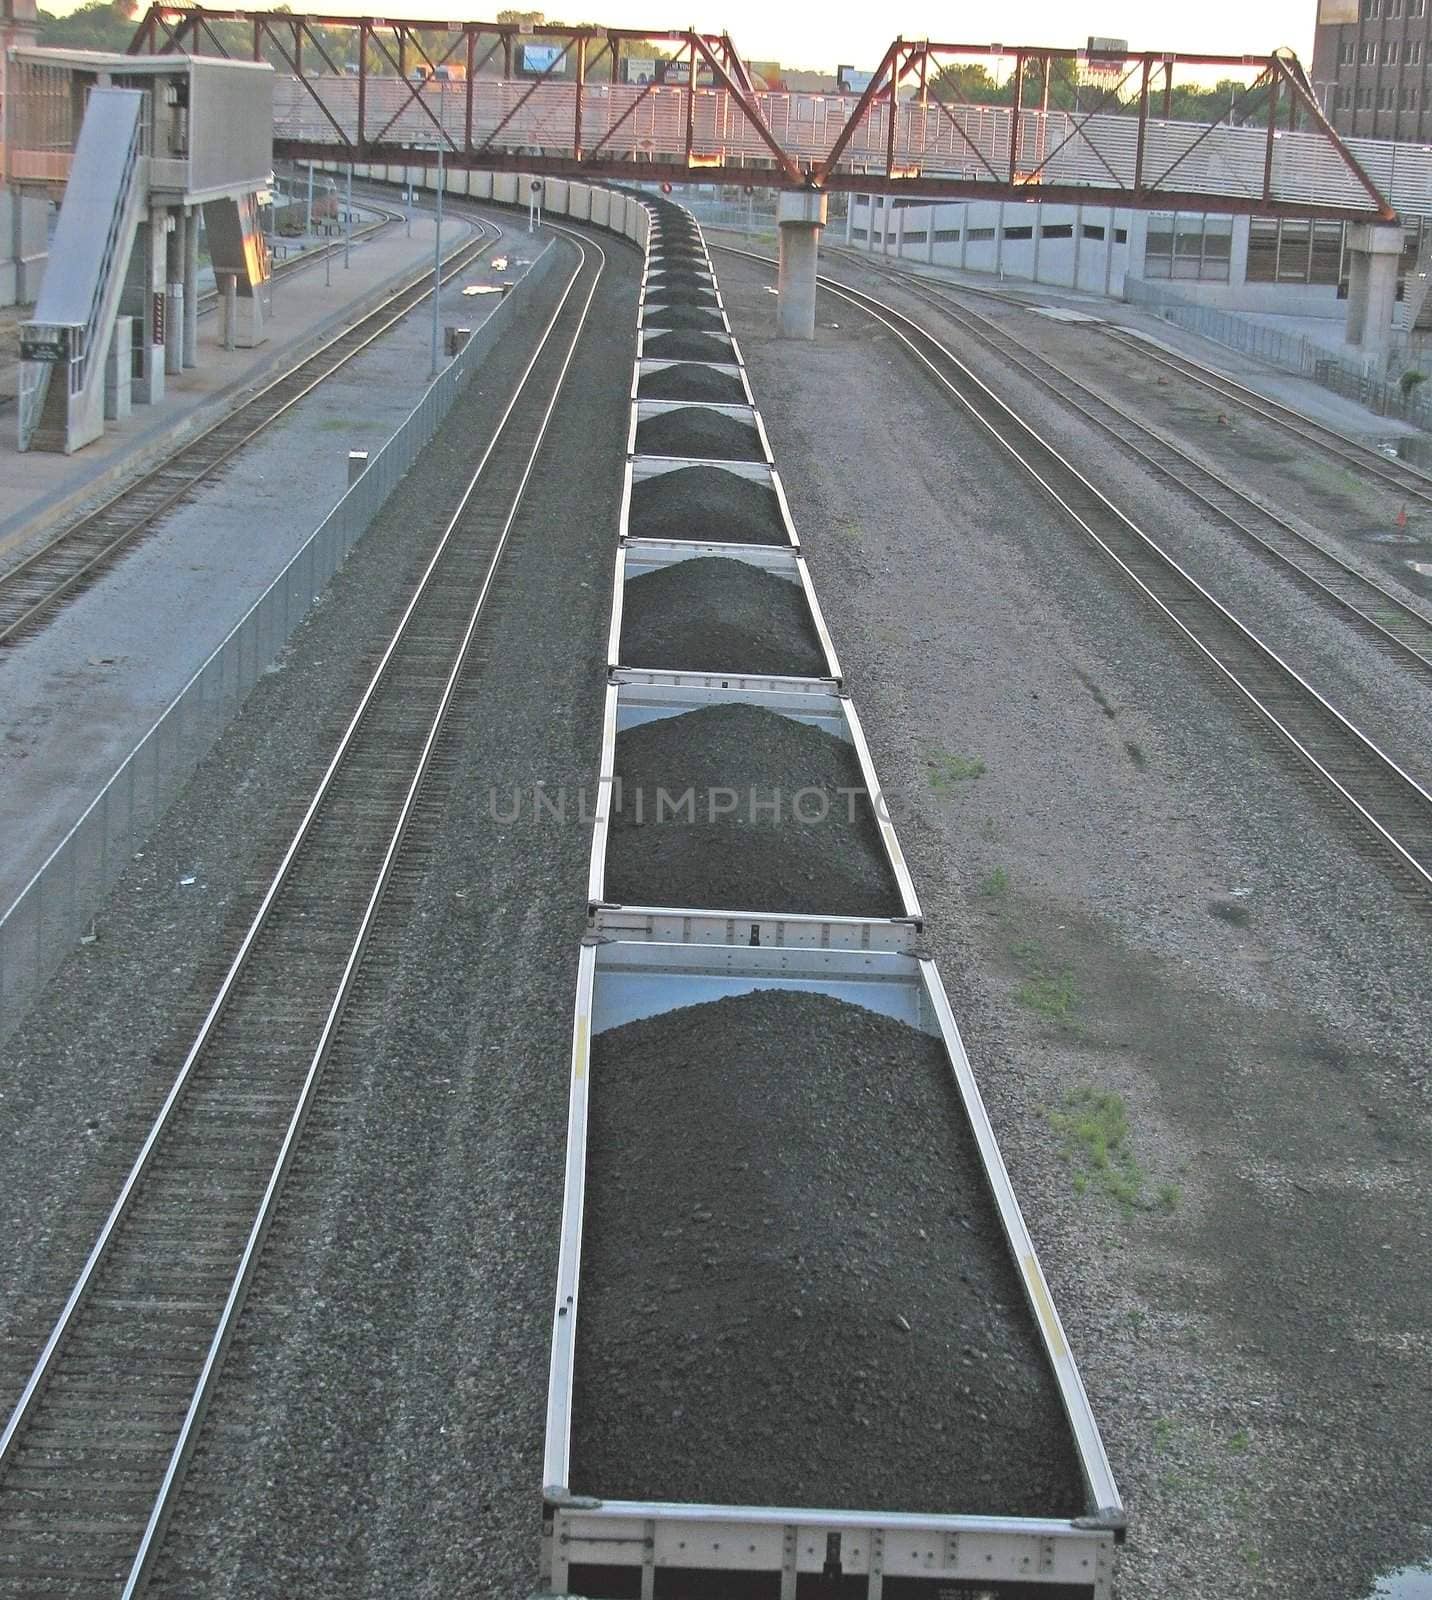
[345, 163, 353, 267]
[431, 136, 444, 375]
[304, 159, 314, 238]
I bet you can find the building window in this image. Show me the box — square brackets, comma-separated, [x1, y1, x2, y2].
[1337, 83, 1354, 107]
[933, 228, 961, 242]
[1379, 84, 1396, 107]
[1409, 40, 1423, 62]
[1362, 0, 1379, 16]
[1410, 0, 1425, 16]
[852, 227, 867, 239]
[1115, 228, 1128, 243]
[1338, 40, 1353, 62]
[1144, 213, 1232, 283]
[1384, 40, 1400, 62]
[1082, 223, 1106, 240]
[965, 226, 996, 241]
[1002, 225, 1033, 240]
[1387, 0, 1402, 15]
[1249, 218, 1348, 285]
[1360, 41, 1376, 62]
[1357, 85, 1374, 106]
[1040, 223, 1073, 238]
[903, 230, 928, 243]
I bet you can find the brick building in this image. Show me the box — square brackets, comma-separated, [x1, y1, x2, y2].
[1311, 0, 1432, 137]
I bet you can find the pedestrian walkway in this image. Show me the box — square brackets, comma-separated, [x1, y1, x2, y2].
[0, 209, 480, 561]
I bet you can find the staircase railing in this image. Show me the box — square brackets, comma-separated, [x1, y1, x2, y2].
[17, 89, 148, 451]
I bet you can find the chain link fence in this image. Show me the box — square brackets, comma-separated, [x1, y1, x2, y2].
[0, 240, 556, 1037]
[1125, 276, 1432, 432]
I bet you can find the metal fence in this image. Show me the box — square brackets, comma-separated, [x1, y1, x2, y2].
[0, 239, 556, 1038]
[1124, 275, 1432, 431]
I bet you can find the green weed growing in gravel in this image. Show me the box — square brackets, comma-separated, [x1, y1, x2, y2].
[1229, 1429, 1251, 1454]
[1009, 940, 1079, 1022]
[1048, 1088, 1148, 1211]
[979, 866, 1009, 897]
[1156, 1182, 1182, 1213]
[927, 750, 985, 789]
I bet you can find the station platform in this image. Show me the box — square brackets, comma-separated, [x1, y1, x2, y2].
[0, 208, 479, 564]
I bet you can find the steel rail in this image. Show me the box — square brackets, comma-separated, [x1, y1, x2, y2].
[822, 250, 1432, 674]
[0, 220, 609, 1597]
[1099, 326, 1432, 503]
[715, 244, 1432, 894]
[0, 212, 501, 647]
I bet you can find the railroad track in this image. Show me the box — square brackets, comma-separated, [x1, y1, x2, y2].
[716, 245, 1432, 896]
[0, 224, 605, 1598]
[821, 248, 1432, 674]
[1100, 324, 1432, 506]
[0, 213, 501, 648]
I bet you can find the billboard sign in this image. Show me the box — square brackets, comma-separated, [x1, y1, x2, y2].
[1084, 36, 1129, 76]
[623, 56, 658, 85]
[658, 59, 715, 87]
[520, 42, 565, 74]
[837, 65, 875, 93]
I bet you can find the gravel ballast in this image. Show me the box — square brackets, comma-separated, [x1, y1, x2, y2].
[637, 363, 746, 403]
[570, 988, 1086, 1516]
[620, 554, 828, 676]
[627, 463, 788, 543]
[642, 329, 734, 362]
[635, 406, 764, 462]
[714, 245, 1432, 1600]
[604, 702, 899, 915]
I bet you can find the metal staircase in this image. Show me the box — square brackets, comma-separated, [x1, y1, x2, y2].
[18, 87, 148, 453]
[1398, 230, 1432, 336]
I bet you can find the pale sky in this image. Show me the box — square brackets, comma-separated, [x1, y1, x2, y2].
[70, 0, 1320, 73]
[585, 1, 1318, 73]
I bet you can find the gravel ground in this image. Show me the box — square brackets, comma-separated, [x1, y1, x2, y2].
[0, 208, 519, 912]
[0, 215, 636, 1597]
[636, 362, 746, 402]
[571, 988, 1084, 1518]
[634, 405, 764, 461]
[816, 258, 1432, 794]
[642, 329, 734, 362]
[627, 463, 787, 543]
[604, 702, 900, 916]
[716, 245, 1432, 1600]
[619, 554, 828, 675]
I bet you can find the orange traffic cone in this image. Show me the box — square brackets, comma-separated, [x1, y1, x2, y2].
[1397, 505, 1409, 531]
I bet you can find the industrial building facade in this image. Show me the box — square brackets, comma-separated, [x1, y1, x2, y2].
[1311, 0, 1432, 138]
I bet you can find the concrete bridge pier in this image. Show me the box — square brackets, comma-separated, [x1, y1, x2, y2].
[776, 189, 828, 340]
[1345, 223, 1404, 362]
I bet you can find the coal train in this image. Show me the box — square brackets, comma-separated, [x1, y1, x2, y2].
[321, 162, 1126, 1600]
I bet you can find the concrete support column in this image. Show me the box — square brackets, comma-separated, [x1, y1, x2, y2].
[164, 206, 183, 376]
[844, 198, 854, 244]
[130, 211, 166, 405]
[182, 205, 199, 368]
[776, 189, 828, 341]
[104, 314, 133, 421]
[1346, 223, 1403, 360]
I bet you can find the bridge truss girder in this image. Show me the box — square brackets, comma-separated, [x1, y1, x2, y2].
[128, 9, 1397, 223]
